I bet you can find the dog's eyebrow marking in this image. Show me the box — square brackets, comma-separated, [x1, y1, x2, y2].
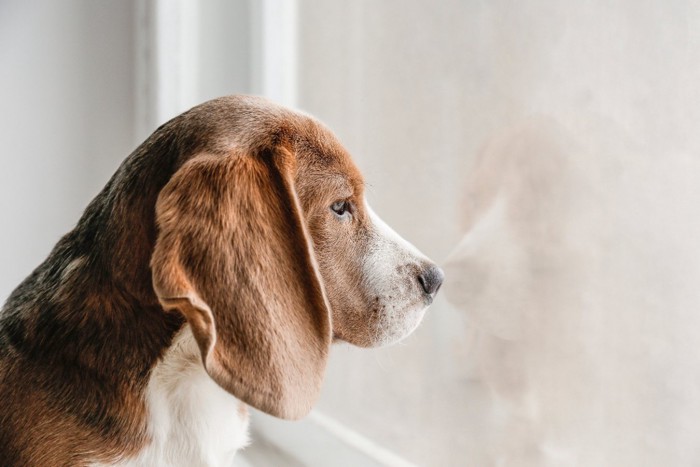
[322, 173, 360, 199]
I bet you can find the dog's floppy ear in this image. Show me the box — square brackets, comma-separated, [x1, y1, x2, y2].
[151, 147, 331, 420]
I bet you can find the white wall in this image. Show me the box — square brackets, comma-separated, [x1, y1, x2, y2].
[0, 0, 136, 301]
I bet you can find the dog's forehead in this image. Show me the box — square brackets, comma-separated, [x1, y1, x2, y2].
[200, 97, 364, 193]
[293, 117, 364, 193]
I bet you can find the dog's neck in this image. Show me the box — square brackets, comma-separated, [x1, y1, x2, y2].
[0, 124, 187, 382]
[0, 117, 251, 464]
[0, 125, 194, 463]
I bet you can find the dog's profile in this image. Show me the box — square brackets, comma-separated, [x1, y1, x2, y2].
[0, 96, 443, 466]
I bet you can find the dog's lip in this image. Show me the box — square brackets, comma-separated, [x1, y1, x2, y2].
[395, 296, 433, 313]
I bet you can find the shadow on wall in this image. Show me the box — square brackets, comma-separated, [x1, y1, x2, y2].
[443, 116, 700, 467]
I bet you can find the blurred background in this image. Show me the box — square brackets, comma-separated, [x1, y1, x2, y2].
[2, 1, 700, 466]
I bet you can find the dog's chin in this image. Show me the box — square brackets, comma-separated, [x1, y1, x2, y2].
[368, 302, 429, 348]
[331, 298, 430, 348]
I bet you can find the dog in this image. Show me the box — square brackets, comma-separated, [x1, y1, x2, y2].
[0, 96, 443, 466]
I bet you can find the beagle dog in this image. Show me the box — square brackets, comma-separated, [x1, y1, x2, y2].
[0, 96, 443, 466]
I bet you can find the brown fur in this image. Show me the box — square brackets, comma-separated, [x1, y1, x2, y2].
[0, 96, 394, 465]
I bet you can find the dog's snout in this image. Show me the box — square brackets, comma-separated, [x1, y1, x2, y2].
[417, 265, 444, 297]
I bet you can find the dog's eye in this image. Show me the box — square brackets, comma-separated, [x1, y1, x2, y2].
[331, 200, 351, 218]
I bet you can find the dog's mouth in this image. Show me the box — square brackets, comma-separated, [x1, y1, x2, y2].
[329, 288, 435, 347]
[372, 299, 431, 346]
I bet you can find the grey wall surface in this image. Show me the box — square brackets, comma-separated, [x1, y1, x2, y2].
[198, 0, 252, 102]
[0, 0, 136, 301]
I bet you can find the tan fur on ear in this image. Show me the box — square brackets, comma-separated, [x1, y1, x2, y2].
[151, 147, 332, 420]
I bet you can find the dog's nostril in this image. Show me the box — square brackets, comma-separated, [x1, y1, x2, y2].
[418, 265, 444, 297]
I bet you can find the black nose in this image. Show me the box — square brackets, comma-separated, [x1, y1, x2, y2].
[418, 265, 444, 297]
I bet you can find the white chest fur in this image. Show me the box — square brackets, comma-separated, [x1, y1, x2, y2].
[98, 325, 250, 467]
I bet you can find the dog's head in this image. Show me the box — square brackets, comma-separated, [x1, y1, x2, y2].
[149, 96, 442, 419]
